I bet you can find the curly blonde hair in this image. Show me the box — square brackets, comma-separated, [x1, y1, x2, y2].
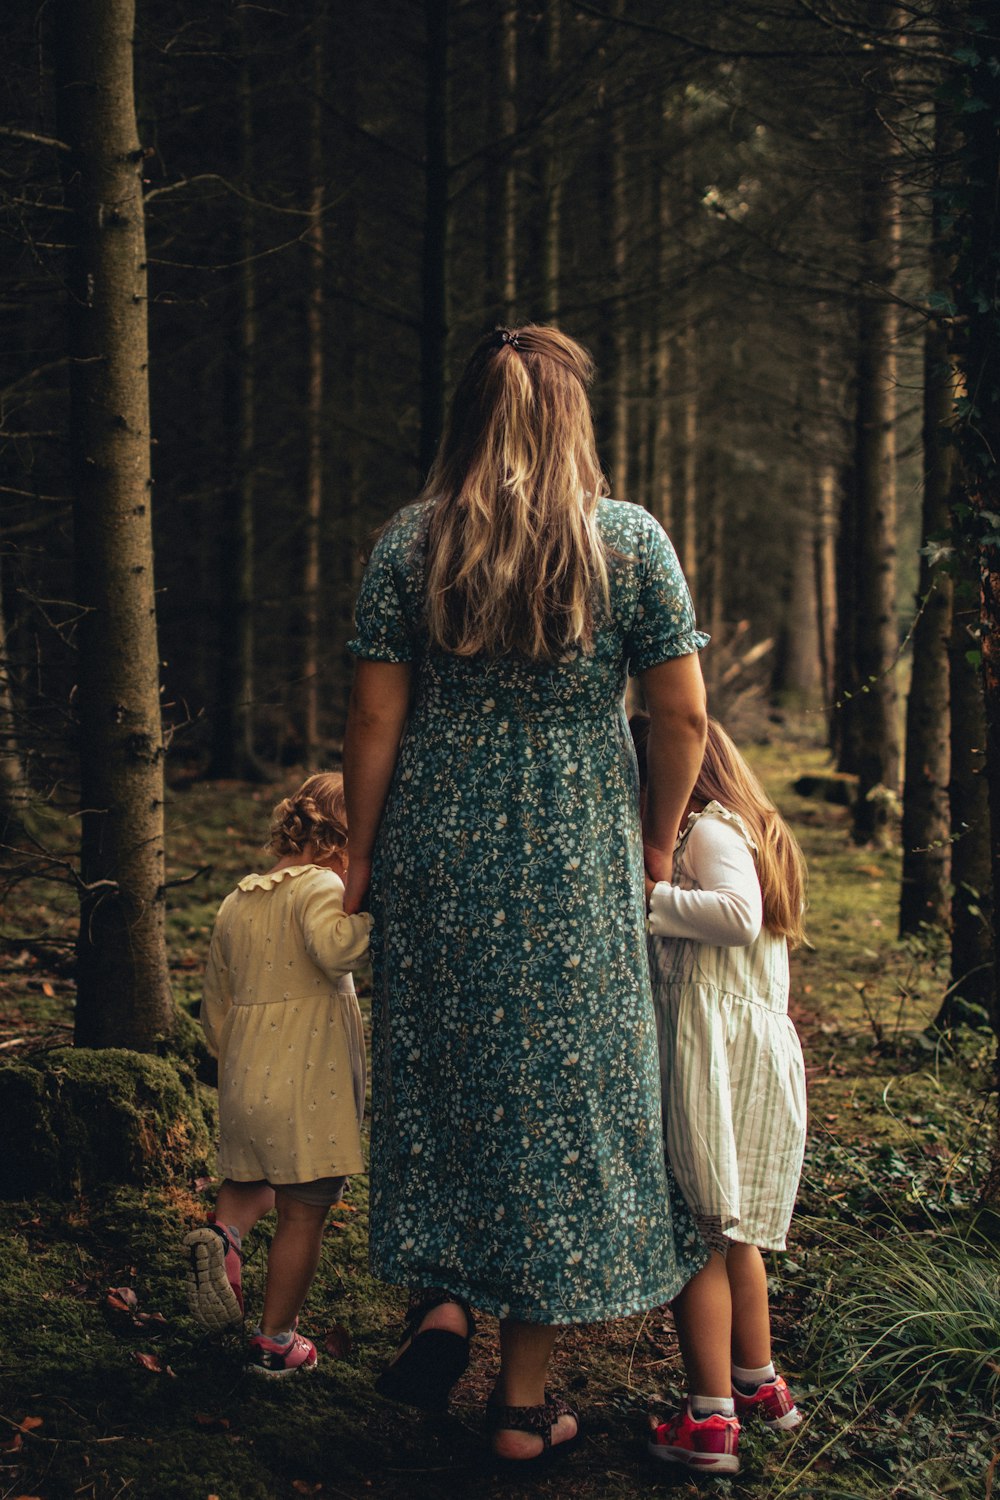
[268, 772, 348, 863]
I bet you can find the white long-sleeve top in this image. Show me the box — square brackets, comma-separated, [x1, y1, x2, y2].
[648, 807, 763, 946]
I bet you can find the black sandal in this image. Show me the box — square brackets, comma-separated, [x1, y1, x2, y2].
[487, 1390, 581, 1473]
[374, 1288, 475, 1411]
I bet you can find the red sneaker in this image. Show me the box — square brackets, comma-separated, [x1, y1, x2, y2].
[183, 1221, 244, 1330]
[733, 1374, 802, 1430]
[247, 1329, 318, 1377]
[648, 1406, 740, 1474]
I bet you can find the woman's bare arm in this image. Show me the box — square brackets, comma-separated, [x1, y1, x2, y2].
[639, 653, 708, 882]
[342, 659, 412, 912]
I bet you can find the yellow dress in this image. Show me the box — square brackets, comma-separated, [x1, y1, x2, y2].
[200, 865, 372, 1185]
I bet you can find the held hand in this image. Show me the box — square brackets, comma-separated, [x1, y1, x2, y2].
[343, 855, 372, 915]
[643, 841, 674, 886]
[644, 872, 656, 906]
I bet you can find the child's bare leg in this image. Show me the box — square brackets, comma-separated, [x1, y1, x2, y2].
[671, 1250, 732, 1395]
[260, 1190, 329, 1335]
[214, 1179, 275, 1239]
[726, 1243, 771, 1369]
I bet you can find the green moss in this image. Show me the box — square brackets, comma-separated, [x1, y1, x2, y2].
[0, 1047, 215, 1198]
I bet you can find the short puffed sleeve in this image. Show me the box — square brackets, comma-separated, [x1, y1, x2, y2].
[347, 519, 415, 662]
[624, 510, 709, 675]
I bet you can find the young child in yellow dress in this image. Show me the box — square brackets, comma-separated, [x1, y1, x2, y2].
[183, 773, 372, 1376]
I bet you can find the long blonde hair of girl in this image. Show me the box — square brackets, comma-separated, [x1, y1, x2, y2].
[423, 325, 611, 661]
[692, 718, 807, 947]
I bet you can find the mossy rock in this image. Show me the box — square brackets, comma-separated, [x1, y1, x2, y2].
[1, 1047, 216, 1199]
[156, 1001, 218, 1086]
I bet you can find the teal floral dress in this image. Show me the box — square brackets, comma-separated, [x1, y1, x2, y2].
[348, 498, 709, 1323]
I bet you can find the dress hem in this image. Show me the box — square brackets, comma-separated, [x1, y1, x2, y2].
[368, 1260, 708, 1326]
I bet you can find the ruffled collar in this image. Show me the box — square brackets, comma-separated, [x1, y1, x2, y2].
[680, 799, 757, 852]
[237, 864, 341, 893]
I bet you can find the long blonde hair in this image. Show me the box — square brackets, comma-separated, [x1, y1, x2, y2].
[691, 719, 807, 946]
[629, 714, 807, 946]
[423, 325, 611, 660]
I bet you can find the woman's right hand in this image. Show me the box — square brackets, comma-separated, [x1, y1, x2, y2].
[344, 855, 372, 915]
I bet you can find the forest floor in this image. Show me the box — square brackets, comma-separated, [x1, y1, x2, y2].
[0, 728, 998, 1500]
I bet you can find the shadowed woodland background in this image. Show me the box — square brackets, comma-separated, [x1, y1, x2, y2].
[1, 2, 1000, 1497]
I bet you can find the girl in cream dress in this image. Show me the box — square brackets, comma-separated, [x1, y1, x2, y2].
[183, 773, 371, 1376]
[632, 716, 807, 1475]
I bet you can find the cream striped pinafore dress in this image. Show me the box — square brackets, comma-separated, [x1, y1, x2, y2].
[647, 802, 806, 1250]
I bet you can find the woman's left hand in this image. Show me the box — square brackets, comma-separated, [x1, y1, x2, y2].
[344, 855, 372, 915]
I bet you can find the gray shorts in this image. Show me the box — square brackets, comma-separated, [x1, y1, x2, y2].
[234, 1175, 349, 1208]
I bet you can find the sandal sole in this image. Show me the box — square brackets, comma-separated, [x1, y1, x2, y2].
[375, 1329, 470, 1410]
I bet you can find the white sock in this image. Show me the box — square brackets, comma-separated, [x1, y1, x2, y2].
[689, 1395, 735, 1420]
[252, 1326, 293, 1346]
[732, 1361, 775, 1392]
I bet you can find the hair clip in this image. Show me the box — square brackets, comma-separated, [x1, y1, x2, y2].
[494, 328, 521, 351]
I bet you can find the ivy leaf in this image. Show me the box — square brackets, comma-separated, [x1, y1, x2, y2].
[965, 649, 982, 669]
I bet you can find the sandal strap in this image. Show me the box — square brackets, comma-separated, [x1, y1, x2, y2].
[487, 1391, 576, 1450]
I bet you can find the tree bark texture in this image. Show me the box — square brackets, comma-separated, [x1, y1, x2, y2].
[609, 40, 628, 499]
[55, 0, 173, 1048]
[649, 91, 674, 534]
[679, 316, 698, 600]
[947, 0, 1000, 1199]
[850, 20, 901, 843]
[420, 0, 449, 477]
[501, 3, 517, 319]
[945, 595, 994, 1024]
[302, 13, 326, 771]
[899, 273, 955, 934]
[541, 0, 562, 324]
[208, 35, 263, 781]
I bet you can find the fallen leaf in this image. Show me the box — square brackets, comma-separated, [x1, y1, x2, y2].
[194, 1176, 214, 1193]
[18, 1418, 42, 1432]
[41, 982, 55, 998]
[323, 1324, 353, 1359]
[194, 1413, 231, 1432]
[134, 1352, 163, 1373]
[1, 1432, 23, 1454]
[107, 1287, 138, 1313]
[329, 1200, 357, 1213]
[135, 1311, 168, 1326]
[291, 1484, 322, 1495]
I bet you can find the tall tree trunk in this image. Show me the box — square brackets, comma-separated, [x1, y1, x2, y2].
[208, 36, 264, 780]
[899, 188, 955, 933]
[55, 0, 173, 1049]
[609, 52, 628, 497]
[850, 14, 902, 843]
[947, 0, 1000, 1201]
[0, 585, 28, 849]
[650, 95, 673, 533]
[302, 13, 326, 772]
[420, 0, 449, 477]
[501, 2, 517, 319]
[782, 508, 822, 703]
[815, 447, 839, 726]
[943, 593, 993, 1025]
[541, 0, 561, 324]
[679, 316, 698, 599]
